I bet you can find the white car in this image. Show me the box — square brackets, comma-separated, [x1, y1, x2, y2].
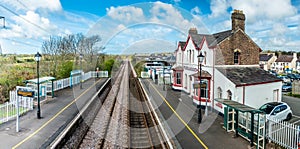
[259, 102, 293, 121]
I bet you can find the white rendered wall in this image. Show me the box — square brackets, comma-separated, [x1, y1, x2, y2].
[244, 81, 282, 109]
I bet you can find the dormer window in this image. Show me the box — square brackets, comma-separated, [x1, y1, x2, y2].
[234, 49, 241, 64]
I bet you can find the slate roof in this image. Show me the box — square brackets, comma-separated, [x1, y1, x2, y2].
[172, 66, 184, 71]
[275, 55, 293, 62]
[259, 54, 273, 61]
[190, 34, 205, 48]
[189, 30, 232, 48]
[191, 70, 212, 78]
[178, 41, 186, 50]
[217, 67, 282, 86]
[212, 30, 233, 46]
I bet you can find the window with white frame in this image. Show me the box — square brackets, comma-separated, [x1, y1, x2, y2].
[217, 87, 222, 98]
[200, 79, 208, 98]
[227, 90, 232, 100]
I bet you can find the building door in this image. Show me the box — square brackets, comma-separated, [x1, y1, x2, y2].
[273, 89, 279, 102]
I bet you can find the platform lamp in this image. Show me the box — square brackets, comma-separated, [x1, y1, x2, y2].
[197, 52, 204, 123]
[35, 52, 42, 119]
[79, 53, 83, 89]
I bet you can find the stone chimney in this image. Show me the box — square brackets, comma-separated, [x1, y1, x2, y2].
[231, 9, 245, 32]
[293, 53, 297, 58]
[188, 27, 198, 35]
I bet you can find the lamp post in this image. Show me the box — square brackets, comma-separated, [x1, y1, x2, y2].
[79, 54, 83, 89]
[163, 63, 165, 91]
[35, 52, 42, 119]
[197, 52, 204, 123]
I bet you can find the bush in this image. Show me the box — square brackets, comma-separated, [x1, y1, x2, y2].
[56, 61, 74, 79]
[287, 92, 300, 98]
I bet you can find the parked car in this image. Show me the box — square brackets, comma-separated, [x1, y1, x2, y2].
[294, 74, 300, 80]
[282, 82, 292, 92]
[259, 102, 293, 121]
[277, 76, 291, 83]
[287, 73, 297, 82]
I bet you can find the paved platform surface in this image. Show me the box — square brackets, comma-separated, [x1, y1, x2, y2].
[140, 79, 251, 149]
[0, 78, 106, 149]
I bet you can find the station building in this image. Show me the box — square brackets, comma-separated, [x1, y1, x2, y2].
[172, 10, 282, 113]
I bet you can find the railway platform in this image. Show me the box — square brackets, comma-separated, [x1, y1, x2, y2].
[0, 78, 105, 149]
[0, 76, 252, 149]
[140, 78, 251, 149]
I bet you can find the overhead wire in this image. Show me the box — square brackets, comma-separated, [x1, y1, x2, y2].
[0, 2, 63, 49]
[13, 0, 68, 37]
[1, 38, 40, 48]
[2, 19, 44, 43]
[0, 4, 53, 35]
[16, 0, 28, 10]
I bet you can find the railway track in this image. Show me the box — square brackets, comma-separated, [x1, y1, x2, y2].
[129, 73, 167, 148]
[51, 60, 171, 149]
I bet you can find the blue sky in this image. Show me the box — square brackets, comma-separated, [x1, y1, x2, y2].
[0, 0, 299, 54]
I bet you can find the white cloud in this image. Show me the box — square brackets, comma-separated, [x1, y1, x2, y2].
[149, 2, 196, 33]
[11, 11, 58, 39]
[270, 23, 288, 36]
[231, 0, 297, 23]
[2, 0, 62, 12]
[106, 6, 145, 23]
[124, 39, 176, 54]
[191, 6, 201, 15]
[209, 0, 229, 18]
[172, 0, 181, 3]
[206, 0, 299, 51]
[117, 24, 127, 31]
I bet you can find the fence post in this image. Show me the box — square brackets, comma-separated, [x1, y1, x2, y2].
[6, 102, 8, 121]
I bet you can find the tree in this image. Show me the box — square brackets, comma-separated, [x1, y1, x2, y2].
[41, 34, 103, 78]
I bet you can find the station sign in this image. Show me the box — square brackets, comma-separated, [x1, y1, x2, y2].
[17, 87, 34, 97]
[193, 83, 207, 89]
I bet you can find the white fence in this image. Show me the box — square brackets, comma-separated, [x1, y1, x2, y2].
[0, 91, 33, 124]
[47, 71, 108, 92]
[266, 117, 300, 149]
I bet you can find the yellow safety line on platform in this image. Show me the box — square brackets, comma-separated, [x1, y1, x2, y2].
[12, 79, 102, 149]
[148, 80, 208, 149]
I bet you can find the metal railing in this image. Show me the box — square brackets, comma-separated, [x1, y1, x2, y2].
[49, 71, 108, 92]
[266, 117, 300, 149]
[0, 91, 33, 124]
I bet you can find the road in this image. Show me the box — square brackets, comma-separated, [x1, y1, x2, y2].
[282, 94, 300, 116]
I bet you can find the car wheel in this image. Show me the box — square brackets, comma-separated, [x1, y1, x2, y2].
[286, 113, 292, 121]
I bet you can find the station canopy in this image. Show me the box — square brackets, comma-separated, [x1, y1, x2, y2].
[25, 77, 55, 84]
[215, 98, 263, 113]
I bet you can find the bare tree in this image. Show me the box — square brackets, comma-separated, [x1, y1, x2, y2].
[41, 33, 103, 77]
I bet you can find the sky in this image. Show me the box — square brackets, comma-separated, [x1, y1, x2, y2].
[0, 0, 299, 54]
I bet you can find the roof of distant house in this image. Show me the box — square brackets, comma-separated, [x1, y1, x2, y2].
[275, 55, 294, 62]
[259, 54, 273, 61]
[217, 67, 282, 86]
